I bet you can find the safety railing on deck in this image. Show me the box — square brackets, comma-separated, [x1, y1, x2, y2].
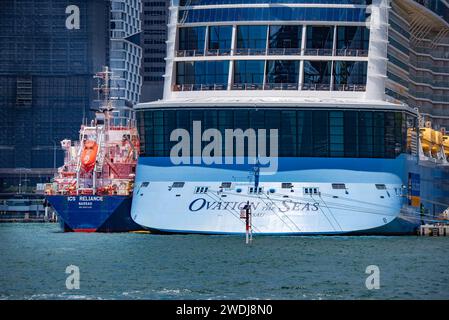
[172, 83, 366, 92]
[175, 48, 369, 58]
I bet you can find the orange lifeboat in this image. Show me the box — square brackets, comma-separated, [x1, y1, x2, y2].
[80, 140, 98, 173]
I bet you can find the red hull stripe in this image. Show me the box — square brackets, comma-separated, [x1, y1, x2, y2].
[73, 228, 97, 233]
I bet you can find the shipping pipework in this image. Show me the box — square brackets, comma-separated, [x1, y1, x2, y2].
[45, 67, 143, 233]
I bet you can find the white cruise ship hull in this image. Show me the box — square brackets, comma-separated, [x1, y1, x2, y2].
[130, 156, 430, 235]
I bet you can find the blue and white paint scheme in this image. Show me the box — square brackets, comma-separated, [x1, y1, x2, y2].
[132, 0, 449, 235]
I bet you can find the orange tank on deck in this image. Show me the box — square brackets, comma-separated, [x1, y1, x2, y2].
[81, 140, 98, 173]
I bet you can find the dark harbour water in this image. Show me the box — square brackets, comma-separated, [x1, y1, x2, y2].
[0, 223, 448, 300]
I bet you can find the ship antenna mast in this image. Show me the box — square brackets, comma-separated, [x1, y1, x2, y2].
[94, 66, 119, 112]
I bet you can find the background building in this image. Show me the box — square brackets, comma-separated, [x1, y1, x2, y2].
[140, 0, 169, 102]
[0, 0, 152, 193]
[0, 0, 110, 193]
[110, 0, 143, 107]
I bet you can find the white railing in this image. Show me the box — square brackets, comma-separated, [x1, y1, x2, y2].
[173, 84, 229, 91]
[173, 83, 366, 92]
[175, 48, 369, 58]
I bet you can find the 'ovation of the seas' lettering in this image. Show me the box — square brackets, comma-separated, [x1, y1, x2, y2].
[189, 198, 319, 213]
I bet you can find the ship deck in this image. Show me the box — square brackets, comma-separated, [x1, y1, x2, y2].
[136, 96, 415, 113]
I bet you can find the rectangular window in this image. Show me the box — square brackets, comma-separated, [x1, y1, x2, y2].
[236, 25, 268, 54]
[172, 182, 185, 188]
[266, 60, 299, 89]
[208, 25, 232, 54]
[268, 25, 302, 55]
[333, 61, 368, 90]
[176, 61, 229, 89]
[303, 61, 332, 90]
[178, 27, 206, 52]
[336, 26, 370, 56]
[233, 60, 265, 89]
[306, 26, 334, 55]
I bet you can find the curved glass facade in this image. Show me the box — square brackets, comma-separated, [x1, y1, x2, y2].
[180, 0, 372, 6]
[138, 108, 413, 159]
[178, 7, 369, 23]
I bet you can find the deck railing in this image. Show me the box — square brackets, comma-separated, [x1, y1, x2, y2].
[172, 83, 366, 92]
[175, 48, 369, 58]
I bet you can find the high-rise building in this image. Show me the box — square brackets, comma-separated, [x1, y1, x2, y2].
[0, 0, 145, 193]
[110, 0, 143, 107]
[140, 0, 169, 102]
[0, 0, 109, 193]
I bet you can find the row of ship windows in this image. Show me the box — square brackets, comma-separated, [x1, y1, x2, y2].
[196, 185, 385, 194]
[177, 25, 370, 57]
[142, 182, 389, 196]
[178, 7, 369, 24]
[193, 186, 321, 195]
[179, 0, 373, 5]
[138, 109, 413, 159]
[174, 60, 367, 91]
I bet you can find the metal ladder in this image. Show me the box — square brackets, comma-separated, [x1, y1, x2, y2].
[94, 127, 106, 173]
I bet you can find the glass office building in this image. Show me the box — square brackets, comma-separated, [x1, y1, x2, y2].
[110, 0, 143, 107]
[141, 0, 170, 102]
[0, 0, 146, 193]
[0, 0, 109, 192]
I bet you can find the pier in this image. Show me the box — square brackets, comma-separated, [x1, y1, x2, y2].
[419, 224, 449, 236]
[0, 193, 57, 223]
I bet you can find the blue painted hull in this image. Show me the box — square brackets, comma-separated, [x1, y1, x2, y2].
[47, 195, 143, 232]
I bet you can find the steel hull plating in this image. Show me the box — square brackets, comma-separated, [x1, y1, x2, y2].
[131, 155, 446, 235]
[47, 195, 143, 232]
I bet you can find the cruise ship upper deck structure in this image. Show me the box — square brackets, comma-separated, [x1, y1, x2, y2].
[131, 0, 449, 235]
